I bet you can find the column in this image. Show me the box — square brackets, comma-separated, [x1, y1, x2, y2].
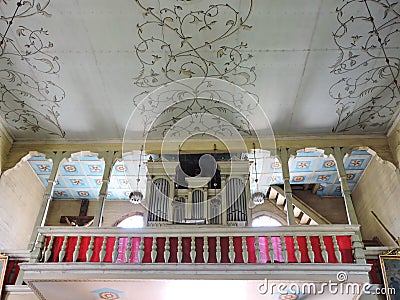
[333, 147, 359, 225]
[279, 148, 296, 225]
[94, 151, 119, 227]
[29, 151, 68, 249]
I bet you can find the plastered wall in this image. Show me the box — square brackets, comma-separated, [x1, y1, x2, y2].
[45, 199, 99, 226]
[292, 190, 348, 224]
[352, 156, 400, 246]
[45, 199, 147, 227]
[0, 161, 44, 250]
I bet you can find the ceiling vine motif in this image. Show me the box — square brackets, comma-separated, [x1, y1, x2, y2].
[132, 0, 257, 92]
[133, 78, 259, 139]
[132, 0, 259, 138]
[330, 0, 400, 133]
[0, 0, 65, 137]
[145, 96, 254, 138]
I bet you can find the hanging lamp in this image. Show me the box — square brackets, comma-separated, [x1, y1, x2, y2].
[129, 145, 144, 204]
[251, 143, 265, 205]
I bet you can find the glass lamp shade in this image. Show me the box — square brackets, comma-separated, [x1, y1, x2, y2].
[129, 190, 143, 204]
[251, 191, 265, 205]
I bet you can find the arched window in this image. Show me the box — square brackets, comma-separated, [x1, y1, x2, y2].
[252, 215, 282, 227]
[117, 215, 144, 228]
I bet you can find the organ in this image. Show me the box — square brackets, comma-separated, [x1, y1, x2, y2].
[145, 153, 251, 226]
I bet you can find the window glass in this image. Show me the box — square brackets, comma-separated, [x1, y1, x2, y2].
[252, 215, 281, 227]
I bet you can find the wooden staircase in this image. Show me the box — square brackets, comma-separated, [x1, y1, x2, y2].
[266, 185, 331, 225]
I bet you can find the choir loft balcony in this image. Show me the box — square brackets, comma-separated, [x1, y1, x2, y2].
[19, 225, 371, 299]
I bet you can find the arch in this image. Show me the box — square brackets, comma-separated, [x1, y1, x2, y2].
[251, 214, 282, 227]
[251, 209, 287, 226]
[114, 212, 145, 229]
[55, 151, 104, 200]
[112, 211, 144, 227]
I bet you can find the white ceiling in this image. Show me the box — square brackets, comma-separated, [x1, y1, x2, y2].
[0, 0, 399, 141]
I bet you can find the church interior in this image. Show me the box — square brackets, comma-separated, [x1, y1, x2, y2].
[1, 0, 400, 299]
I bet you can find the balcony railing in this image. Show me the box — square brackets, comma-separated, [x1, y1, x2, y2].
[28, 225, 365, 265]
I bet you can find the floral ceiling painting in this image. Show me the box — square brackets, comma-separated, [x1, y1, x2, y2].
[0, 0, 399, 140]
[330, 0, 400, 133]
[0, 0, 65, 137]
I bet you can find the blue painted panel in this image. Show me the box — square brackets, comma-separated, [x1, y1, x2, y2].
[28, 155, 47, 161]
[85, 163, 104, 175]
[66, 177, 90, 188]
[316, 159, 337, 171]
[74, 155, 100, 161]
[72, 189, 96, 199]
[59, 162, 83, 175]
[53, 189, 73, 199]
[30, 162, 53, 175]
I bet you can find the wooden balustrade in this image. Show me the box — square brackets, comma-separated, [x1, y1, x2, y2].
[30, 225, 365, 265]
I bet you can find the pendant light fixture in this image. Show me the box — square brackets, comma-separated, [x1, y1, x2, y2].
[251, 143, 265, 205]
[129, 145, 144, 204]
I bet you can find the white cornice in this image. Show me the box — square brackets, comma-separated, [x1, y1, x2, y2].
[11, 133, 388, 146]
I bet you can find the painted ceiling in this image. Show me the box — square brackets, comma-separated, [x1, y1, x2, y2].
[0, 0, 399, 141]
[28, 149, 372, 200]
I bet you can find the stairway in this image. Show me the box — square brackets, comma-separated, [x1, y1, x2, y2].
[265, 185, 331, 225]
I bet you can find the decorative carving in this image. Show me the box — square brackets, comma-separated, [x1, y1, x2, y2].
[330, 0, 400, 132]
[0, 0, 65, 137]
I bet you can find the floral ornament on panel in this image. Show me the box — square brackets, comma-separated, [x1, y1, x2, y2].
[132, 0, 258, 107]
[323, 160, 335, 168]
[330, 0, 400, 133]
[0, 0, 65, 137]
[63, 165, 76, 172]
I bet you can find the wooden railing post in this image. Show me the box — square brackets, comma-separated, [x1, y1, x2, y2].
[31, 225, 367, 267]
[30, 234, 45, 263]
[352, 232, 366, 264]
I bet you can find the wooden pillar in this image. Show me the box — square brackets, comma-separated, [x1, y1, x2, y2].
[94, 151, 119, 227]
[333, 147, 359, 225]
[28, 151, 68, 249]
[279, 148, 296, 226]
